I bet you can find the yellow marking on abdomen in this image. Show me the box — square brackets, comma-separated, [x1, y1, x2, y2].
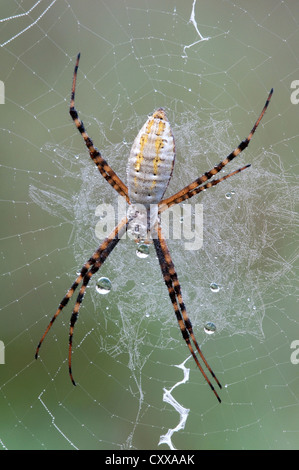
[146, 118, 154, 134]
[153, 138, 164, 175]
[156, 119, 165, 136]
[134, 133, 148, 172]
[150, 137, 165, 189]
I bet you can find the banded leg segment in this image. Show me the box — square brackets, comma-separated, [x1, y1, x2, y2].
[70, 53, 130, 203]
[35, 256, 98, 360]
[159, 164, 251, 213]
[153, 223, 221, 403]
[159, 88, 273, 211]
[68, 216, 130, 385]
[35, 216, 129, 367]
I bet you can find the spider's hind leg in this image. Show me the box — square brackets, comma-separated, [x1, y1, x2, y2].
[69, 53, 130, 202]
[159, 88, 273, 212]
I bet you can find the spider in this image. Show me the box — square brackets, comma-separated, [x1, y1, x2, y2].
[35, 53, 273, 403]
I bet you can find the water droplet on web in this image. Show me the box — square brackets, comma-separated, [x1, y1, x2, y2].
[96, 277, 112, 294]
[225, 189, 235, 199]
[210, 282, 220, 292]
[204, 322, 216, 335]
[136, 243, 150, 258]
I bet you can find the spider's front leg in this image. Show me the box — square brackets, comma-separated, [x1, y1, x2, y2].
[35, 216, 130, 385]
[67, 220, 127, 385]
[153, 222, 222, 403]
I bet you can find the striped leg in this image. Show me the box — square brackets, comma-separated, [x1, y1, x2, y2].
[153, 223, 222, 403]
[159, 164, 251, 213]
[159, 88, 273, 211]
[70, 53, 130, 203]
[68, 216, 130, 385]
[35, 216, 129, 378]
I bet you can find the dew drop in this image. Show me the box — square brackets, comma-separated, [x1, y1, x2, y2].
[136, 243, 150, 258]
[96, 277, 112, 294]
[210, 282, 220, 292]
[225, 189, 235, 199]
[204, 321, 216, 335]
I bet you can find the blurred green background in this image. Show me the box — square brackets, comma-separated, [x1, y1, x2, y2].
[0, 0, 298, 450]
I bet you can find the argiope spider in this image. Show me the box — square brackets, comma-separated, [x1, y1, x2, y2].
[35, 53, 273, 403]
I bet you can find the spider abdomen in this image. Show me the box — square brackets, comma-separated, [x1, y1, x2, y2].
[127, 108, 175, 206]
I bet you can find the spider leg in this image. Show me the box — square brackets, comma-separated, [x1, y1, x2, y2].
[153, 222, 222, 403]
[69, 53, 130, 203]
[35, 256, 99, 360]
[35, 216, 129, 366]
[68, 216, 130, 385]
[159, 88, 273, 212]
[159, 164, 251, 213]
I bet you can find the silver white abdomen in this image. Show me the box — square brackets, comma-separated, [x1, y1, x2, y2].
[127, 108, 175, 207]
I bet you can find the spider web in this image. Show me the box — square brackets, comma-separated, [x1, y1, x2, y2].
[0, 0, 298, 451]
